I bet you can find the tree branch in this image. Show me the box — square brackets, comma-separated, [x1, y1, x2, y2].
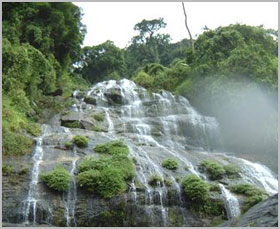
[182, 2, 194, 53]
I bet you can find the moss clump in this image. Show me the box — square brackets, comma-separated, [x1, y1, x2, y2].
[182, 175, 209, 203]
[92, 125, 106, 132]
[162, 158, 179, 170]
[72, 135, 88, 148]
[229, 183, 267, 212]
[200, 160, 225, 180]
[64, 141, 73, 149]
[164, 178, 173, 187]
[77, 154, 136, 198]
[62, 121, 81, 129]
[2, 164, 14, 176]
[23, 122, 41, 136]
[209, 183, 220, 192]
[223, 164, 240, 176]
[40, 165, 71, 192]
[93, 140, 129, 156]
[92, 113, 105, 122]
[148, 174, 163, 187]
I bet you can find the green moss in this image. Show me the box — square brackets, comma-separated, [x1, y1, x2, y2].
[2, 164, 14, 176]
[223, 164, 240, 176]
[77, 154, 136, 198]
[23, 122, 41, 136]
[62, 121, 81, 129]
[18, 167, 29, 175]
[92, 113, 105, 122]
[164, 178, 173, 187]
[93, 140, 129, 156]
[64, 141, 73, 149]
[168, 207, 184, 226]
[72, 135, 88, 148]
[92, 125, 106, 132]
[209, 183, 220, 192]
[210, 217, 225, 227]
[148, 174, 163, 187]
[161, 158, 179, 170]
[200, 160, 225, 180]
[229, 183, 267, 212]
[182, 175, 209, 204]
[40, 165, 71, 192]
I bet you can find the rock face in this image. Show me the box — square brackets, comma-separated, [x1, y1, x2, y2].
[2, 79, 278, 227]
[219, 194, 278, 227]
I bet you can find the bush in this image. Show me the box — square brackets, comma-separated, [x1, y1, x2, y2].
[93, 140, 129, 156]
[182, 175, 209, 203]
[92, 113, 105, 122]
[77, 153, 136, 198]
[148, 174, 163, 187]
[63, 121, 81, 129]
[200, 160, 225, 180]
[64, 141, 73, 149]
[229, 183, 265, 196]
[72, 135, 88, 148]
[97, 167, 127, 198]
[2, 164, 14, 176]
[162, 158, 179, 170]
[164, 178, 173, 187]
[40, 165, 71, 192]
[223, 164, 240, 176]
[229, 183, 267, 212]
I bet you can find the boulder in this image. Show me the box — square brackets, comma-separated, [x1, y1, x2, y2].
[104, 87, 123, 105]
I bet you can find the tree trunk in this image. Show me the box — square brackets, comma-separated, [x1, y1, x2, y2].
[182, 2, 194, 53]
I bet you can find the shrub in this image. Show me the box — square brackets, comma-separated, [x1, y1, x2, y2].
[92, 113, 105, 122]
[92, 125, 106, 132]
[229, 183, 265, 196]
[200, 160, 225, 180]
[40, 165, 71, 192]
[24, 122, 41, 137]
[77, 169, 100, 191]
[2, 164, 14, 176]
[229, 183, 267, 212]
[162, 158, 179, 170]
[93, 140, 129, 156]
[97, 167, 127, 198]
[182, 175, 209, 203]
[209, 183, 220, 192]
[72, 135, 88, 148]
[62, 121, 81, 129]
[223, 164, 240, 176]
[149, 174, 163, 187]
[64, 141, 73, 149]
[164, 178, 173, 187]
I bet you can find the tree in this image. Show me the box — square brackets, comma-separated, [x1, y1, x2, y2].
[76, 41, 126, 83]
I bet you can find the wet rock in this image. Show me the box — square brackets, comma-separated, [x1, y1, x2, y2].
[104, 87, 123, 105]
[84, 96, 97, 105]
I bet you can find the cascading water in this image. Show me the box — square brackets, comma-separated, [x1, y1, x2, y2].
[219, 184, 241, 219]
[23, 124, 50, 225]
[15, 78, 278, 227]
[64, 147, 79, 227]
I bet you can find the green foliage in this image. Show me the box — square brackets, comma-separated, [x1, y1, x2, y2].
[76, 40, 126, 83]
[161, 158, 179, 170]
[64, 141, 72, 149]
[92, 113, 105, 122]
[132, 71, 154, 90]
[93, 140, 129, 156]
[62, 121, 81, 129]
[200, 160, 225, 180]
[209, 183, 220, 192]
[229, 183, 267, 212]
[182, 175, 209, 203]
[223, 164, 240, 176]
[72, 135, 88, 148]
[77, 154, 136, 198]
[164, 178, 173, 187]
[40, 165, 71, 192]
[2, 164, 14, 176]
[92, 125, 106, 132]
[148, 174, 163, 187]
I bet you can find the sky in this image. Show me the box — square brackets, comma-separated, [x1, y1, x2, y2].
[74, 2, 278, 48]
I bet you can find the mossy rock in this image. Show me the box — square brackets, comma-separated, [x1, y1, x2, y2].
[72, 135, 88, 148]
[161, 158, 179, 170]
[200, 160, 225, 180]
[148, 174, 163, 187]
[93, 140, 129, 156]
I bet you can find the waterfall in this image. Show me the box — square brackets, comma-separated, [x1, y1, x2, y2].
[219, 184, 241, 219]
[23, 124, 50, 225]
[64, 147, 79, 227]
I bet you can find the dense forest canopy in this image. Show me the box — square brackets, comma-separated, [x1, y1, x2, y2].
[2, 2, 278, 171]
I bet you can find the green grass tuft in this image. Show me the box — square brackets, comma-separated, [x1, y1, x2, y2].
[162, 158, 179, 170]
